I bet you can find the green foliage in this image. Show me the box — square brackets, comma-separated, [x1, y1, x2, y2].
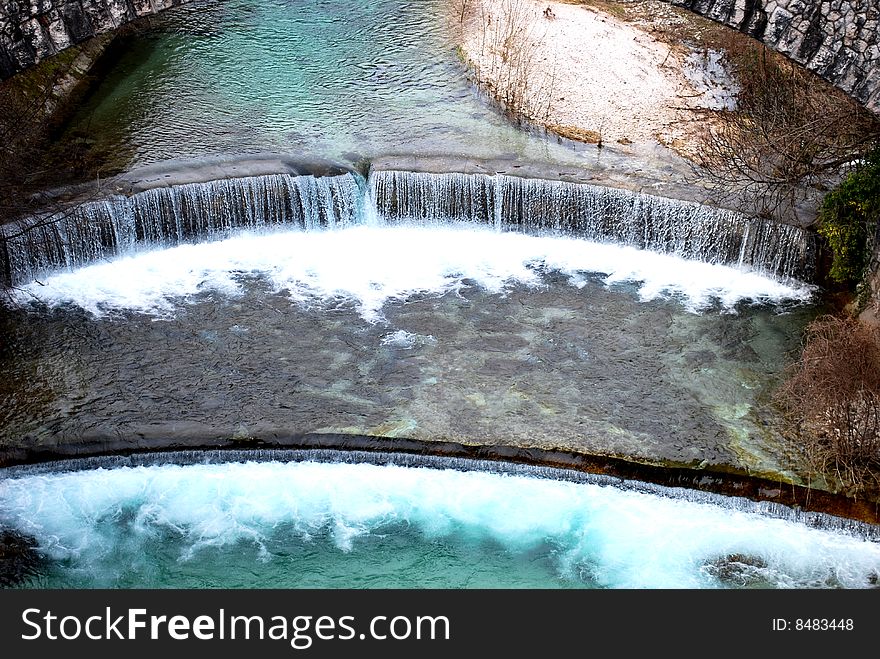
[817, 150, 880, 287]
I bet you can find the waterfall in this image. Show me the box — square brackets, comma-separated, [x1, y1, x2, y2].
[0, 173, 362, 287]
[370, 170, 818, 282]
[3, 449, 877, 540]
[1, 169, 820, 287]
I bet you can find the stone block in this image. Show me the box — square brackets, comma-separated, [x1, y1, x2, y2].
[0, 34, 21, 78]
[79, 0, 116, 32]
[808, 44, 838, 76]
[778, 25, 806, 58]
[46, 14, 73, 51]
[21, 17, 53, 58]
[59, 2, 95, 42]
[31, 0, 56, 17]
[864, 71, 880, 113]
[105, 0, 135, 27]
[731, 6, 746, 26]
[131, 0, 154, 17]
[708, 3, 733, 23]
[766, 6, 794, 42]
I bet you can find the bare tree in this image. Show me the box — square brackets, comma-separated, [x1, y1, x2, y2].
[450, 0, 476, 26]
[458, 0, 557, 126]
[692, 44, 880, 223]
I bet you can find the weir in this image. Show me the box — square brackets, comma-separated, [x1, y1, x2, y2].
[4, 448, 878, 540]
[3, 450, 879, 589]
[1, 169, 819, 288]
[0, 173, 362, 287]
[371, 170, 819, 281]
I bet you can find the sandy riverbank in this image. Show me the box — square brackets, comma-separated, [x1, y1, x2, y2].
[453, 0, 735, 156]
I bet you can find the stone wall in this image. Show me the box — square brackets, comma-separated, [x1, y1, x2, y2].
[0, 0, 189, 80]
[668, 1, 880, 115]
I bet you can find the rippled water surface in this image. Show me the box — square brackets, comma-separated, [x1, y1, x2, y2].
[64, 0, 579, 168]
[61, 0, 693, 187]
[0, 224, 820, 474]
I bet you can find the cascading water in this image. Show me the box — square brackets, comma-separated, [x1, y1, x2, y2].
[1, 451, 878, 589]
[0, 168, 849, 591]
[370, 170, 818, 281]
[0, 173, 362, 287]
[1, 170, 818, 290]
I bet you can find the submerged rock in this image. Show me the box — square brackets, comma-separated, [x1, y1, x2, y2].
[0, 529, 45, 588]
[702, 553, 771, 588]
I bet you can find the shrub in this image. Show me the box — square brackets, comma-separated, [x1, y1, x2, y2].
[817, 149, 880, 288]
[695, 42, 880, 223]
[775, 315, 880, 496]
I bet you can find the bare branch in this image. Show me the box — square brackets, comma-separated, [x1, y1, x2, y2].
[689, 42, 880, 223]
[775, 316, 880, 496]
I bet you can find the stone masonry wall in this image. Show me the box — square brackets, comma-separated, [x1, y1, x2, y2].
[667, 0, 880, 115]
[0, 0, 189, 80]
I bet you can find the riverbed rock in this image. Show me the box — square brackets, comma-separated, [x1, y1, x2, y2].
[702, 552, 770, 587]
[0, 528, 45, 587]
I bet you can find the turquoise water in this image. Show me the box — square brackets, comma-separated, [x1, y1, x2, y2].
[3, 459, 879, 589]
[65, 0, 594, 170]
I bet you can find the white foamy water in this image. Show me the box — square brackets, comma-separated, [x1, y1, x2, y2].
[1, 461, 877, 588]
[380, 329, 437, 348]
[12, 225, 814, 320]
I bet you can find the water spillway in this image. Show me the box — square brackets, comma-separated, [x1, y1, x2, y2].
[0, 0, 868, 595]
[2, 451, 879, 589]
[1, 170, 818, 289]
[0, 173, 362, 288]
[371, 170, 818, 282]
[0, 166, 824, 515]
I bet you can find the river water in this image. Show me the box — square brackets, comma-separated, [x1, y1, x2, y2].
[1, 0, 872, 589]
[1, 210, 817, 470]
[61, 0, 691, 188]
[3, 455, 879, 588]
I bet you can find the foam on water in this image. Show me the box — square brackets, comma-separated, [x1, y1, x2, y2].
[1, 460, 877, 588]
[380, 330, 436, 349]
[12, 225, 814, 320]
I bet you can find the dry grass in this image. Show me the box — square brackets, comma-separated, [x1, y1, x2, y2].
[556, 0, 630, 20]
[546, 124, 602, 144]
[775, 316, 880, 497]
[555, 0, 727, 48]
[452, 0, 558, 126]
